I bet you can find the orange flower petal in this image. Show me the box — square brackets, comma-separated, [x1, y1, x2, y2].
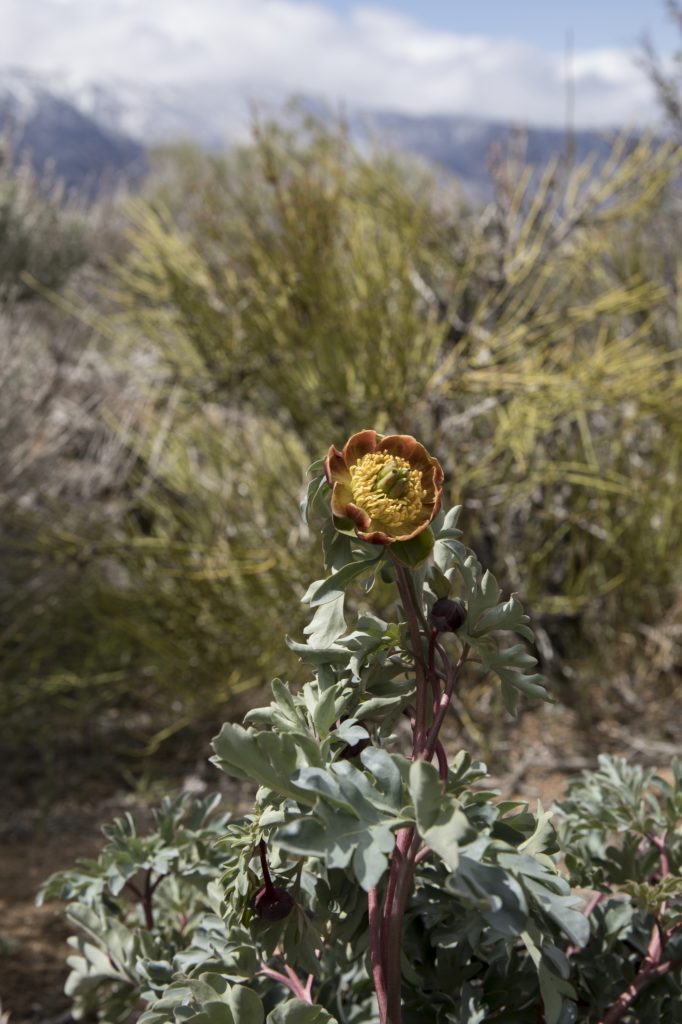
[330, 480, 354, 519]
[356, 528, 393, 545]
[345, 502, 373, 533]
[324, 445, 350, 485]
[343, 429, 379, 467]
[325, 430, 444, 549]
[379, 435, 441, 479]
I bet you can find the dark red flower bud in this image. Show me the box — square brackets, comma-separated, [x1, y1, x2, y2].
[253, 884, 295, 921]
[431, 597, 466, 634]
[254, 838, 294, 921]
[338, 735, 371, 760]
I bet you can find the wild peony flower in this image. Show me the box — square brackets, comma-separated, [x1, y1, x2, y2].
[324, 430, 444, 545]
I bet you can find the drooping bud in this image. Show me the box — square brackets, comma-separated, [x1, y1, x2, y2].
[431, 597, 467, 634]
[373, 460, 410, 499]
[338, 735, 371, 760]
[253, 837, 295, 922]
[253, 884, 295, 921]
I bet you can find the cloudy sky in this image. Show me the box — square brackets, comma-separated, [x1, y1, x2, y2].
[2, 0, 677, 126]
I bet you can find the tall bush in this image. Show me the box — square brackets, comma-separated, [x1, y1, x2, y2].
[2, 117, 681, 747]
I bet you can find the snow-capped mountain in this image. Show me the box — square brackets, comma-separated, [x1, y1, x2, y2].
[0, 69, 146, 194]
[0, 67, 621, 200]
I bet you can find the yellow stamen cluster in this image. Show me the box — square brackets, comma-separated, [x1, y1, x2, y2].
[350, 451, 427, 534]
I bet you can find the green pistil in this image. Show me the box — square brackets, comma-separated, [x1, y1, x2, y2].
[373, 461, 410, 499]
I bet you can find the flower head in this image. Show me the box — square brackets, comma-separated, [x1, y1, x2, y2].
[324, 430, 444, 545]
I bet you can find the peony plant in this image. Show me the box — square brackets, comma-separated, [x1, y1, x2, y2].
[41, 432, 682, 1024]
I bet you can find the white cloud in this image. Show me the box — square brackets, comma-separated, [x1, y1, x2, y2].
[1, 0, 661, 127]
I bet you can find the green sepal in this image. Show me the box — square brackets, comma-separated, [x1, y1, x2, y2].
[380, 560, 397, 584]
[391, 527, 435, 567]
[332, 514, 358, 537]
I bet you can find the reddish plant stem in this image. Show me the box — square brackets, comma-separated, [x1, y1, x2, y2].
[382, 828, 413, 956]
[142, 869, 155, 930]
[302, 972, 315, 1001]
[599, 832, 677, 1024]
[384, 832, 422, 1024]
[371, 564, 470, 1023]
[285, 964, 314, 1004]
[372, 563, 428, 1024]
[124, 872, 161, 929]
[424, 645, 469, 762]
[150, 872, 167, 895]
[259, 838, 274, 892]
[427, 627, 440, 714]
[368, 886, 389, 1022]
[376, 565, 469, 1023]
[599, 943, 681, 1024]
[434, 739, 449, 782]
[394, 563, 428, 753]
[124, 879, 143, 900]
[259, 963, 314, 1003]
[582, 890, 606, 920]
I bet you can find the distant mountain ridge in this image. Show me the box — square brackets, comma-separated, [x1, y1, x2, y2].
[0, 68, 624, 200]
[0, 69, 146, 195]
[357, 111, 615, 184]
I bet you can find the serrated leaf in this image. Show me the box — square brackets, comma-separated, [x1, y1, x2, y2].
[361, 748, 403, 808]
[447, 855, 529, 937]
[276, 802, 395, 891]
[267, 1000, 336, 1023]
[303, 553, 383, 608]
[303, 595, 347, 648]
[409, 761, 473, 870]
[211, 724, 315, 804]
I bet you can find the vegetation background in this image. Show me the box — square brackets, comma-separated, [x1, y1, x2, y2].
[2, 110, 680, 779]
[1, 10, 682, 1022]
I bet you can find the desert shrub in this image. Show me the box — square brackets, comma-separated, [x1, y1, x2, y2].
[0, 139, 88, 301]
[106, 121, 682, 711]
[641, 1, 682, 139]
[2, 115, 681, 750]
[0, 152, 118, 741]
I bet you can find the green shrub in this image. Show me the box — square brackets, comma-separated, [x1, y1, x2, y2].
[0, 140, 88, 301]
[2, 116, 681, 746]
[107, 122, 682, 713]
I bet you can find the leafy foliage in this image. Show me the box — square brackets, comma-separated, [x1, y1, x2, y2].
[41, 485, 682, 1023]
[43, 760, 682, 1024]
[554, 755, 682, 1022]
[0, 139, 88, 301]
